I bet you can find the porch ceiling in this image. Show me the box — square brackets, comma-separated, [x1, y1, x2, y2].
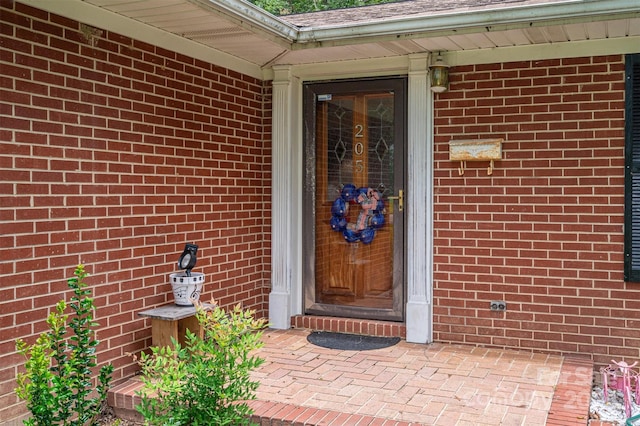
[35, 0, 640, 70]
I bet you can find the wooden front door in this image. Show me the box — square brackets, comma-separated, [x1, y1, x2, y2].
[303, 78, 406, 321]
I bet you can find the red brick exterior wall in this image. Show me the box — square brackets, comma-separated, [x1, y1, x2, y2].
[0, 1, 272, 422]
[2, 0, 637, 423]
[433, 56, 631, 366]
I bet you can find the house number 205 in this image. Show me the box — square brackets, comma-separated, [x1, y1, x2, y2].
[354, 124, 364, 172]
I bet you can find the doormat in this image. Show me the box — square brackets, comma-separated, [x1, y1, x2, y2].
[307, 331, 400, 351]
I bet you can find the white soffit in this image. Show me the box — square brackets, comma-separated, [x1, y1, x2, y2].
[17, 0, 640, 76]
[81, 0, 290, 66]
[19, 0, 269, 79]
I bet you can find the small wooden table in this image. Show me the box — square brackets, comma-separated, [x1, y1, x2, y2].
[139, 303, 214, 348]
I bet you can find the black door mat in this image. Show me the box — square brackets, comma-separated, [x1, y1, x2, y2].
[307, 331, 400, 351]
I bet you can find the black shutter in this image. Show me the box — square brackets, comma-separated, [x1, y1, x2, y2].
[625, 54, 640, 282]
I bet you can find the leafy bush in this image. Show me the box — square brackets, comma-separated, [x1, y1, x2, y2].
[15, 264, 113, 426]
[250, 0, 397, 16]
[136, 301, 268, 425]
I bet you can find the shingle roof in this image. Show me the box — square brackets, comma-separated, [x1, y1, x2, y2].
[282, 0, 562, 27]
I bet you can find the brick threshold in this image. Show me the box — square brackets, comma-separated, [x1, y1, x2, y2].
[290, 314, 407, 338]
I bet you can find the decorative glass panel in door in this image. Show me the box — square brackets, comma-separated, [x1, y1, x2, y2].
[303, 78, 406, 321]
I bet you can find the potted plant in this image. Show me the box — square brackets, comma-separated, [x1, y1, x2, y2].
[170, 243, 205, 306]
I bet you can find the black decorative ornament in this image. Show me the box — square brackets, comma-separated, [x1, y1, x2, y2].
[177, 243, 198, 277]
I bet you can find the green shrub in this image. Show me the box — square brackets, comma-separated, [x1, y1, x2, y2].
[15, 264, 113, 426]
[136, 301, 267, 425]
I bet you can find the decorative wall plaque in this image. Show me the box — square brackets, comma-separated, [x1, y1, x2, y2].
[449, 138, 503, 175]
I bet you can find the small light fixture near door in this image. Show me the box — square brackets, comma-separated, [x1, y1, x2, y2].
[430, 53, 450, 93]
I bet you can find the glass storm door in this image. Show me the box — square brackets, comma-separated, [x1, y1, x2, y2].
[302, 78, 406, 321]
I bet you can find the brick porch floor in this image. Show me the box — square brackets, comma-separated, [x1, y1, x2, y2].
[108, 325, 594, 425]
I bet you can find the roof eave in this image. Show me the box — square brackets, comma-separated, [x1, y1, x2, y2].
[292, 0, 640, 48]
[188, 0, 299, 48]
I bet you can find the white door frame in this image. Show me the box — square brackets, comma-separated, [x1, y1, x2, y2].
[269, 55, 434, 343]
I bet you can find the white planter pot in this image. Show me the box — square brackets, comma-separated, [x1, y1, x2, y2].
[170, 272, 205, 306]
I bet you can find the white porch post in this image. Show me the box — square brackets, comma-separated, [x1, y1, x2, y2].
[269, 66, 294, 329]
[405, 54, 433, 343]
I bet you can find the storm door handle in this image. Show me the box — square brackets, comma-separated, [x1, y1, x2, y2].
[388, 189, 404, 212]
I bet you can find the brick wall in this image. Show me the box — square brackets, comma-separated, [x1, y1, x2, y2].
[433, 55, 632, 366]
[2, 0, 637, 422]
[0, 1, 272, 422]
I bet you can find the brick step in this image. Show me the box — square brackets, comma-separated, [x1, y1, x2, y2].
[247, 401, 416, 425]
[290, 315, 406, 338]
[107, 377, 416, 425]
[106, 377, 145, 423]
